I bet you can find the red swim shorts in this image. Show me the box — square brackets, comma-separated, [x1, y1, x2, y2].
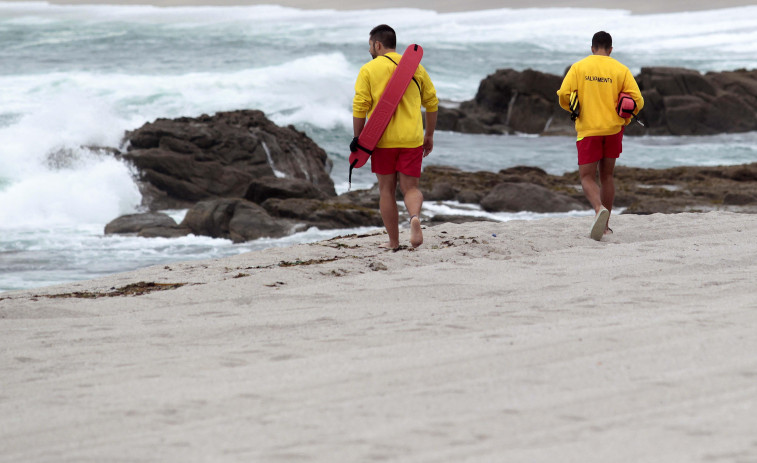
[576, 127, 624, 165]
[370, 146, 424, 177]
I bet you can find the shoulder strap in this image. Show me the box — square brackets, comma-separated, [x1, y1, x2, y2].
[383, 55, 421, 94]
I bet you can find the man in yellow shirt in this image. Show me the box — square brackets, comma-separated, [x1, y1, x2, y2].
[352, 24, 439, 249]
[557, 31, 643, 240]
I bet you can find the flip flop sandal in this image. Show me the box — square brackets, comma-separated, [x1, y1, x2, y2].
[591, 207, 610, 241]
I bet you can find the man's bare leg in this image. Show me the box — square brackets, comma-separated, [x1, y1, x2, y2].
[598, 157, 616, 234]
[377, 173, 400, 249]
[579, 161, 602, 212]
[399, 173, 423, 247]
[580, 161, 610, 240]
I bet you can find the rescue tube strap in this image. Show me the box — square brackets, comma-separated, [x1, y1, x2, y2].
[356, 142, 373, 155]
[348, 158, 359, 190]
[383, 55, 421, 94]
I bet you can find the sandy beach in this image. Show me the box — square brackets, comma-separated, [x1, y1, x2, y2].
[2, 0, 757, 461]
[7, 0, 757, 13]
[2, 212, 757, 461]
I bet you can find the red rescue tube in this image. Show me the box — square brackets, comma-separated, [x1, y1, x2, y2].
[349, 44, 423, 185]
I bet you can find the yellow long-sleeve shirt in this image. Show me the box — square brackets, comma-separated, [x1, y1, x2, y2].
[353, 51, 439, 148]
[557, 55, 644, 140]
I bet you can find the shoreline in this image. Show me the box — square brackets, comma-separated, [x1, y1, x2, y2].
[5, 0, 757, 14]
[2, 211, 757, 461]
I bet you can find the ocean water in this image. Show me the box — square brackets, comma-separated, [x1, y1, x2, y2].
[1, 2, 756, 292]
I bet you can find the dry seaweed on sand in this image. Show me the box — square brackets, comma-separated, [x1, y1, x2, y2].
[39, 281, 186, 299]
[278, 256, 341, 267]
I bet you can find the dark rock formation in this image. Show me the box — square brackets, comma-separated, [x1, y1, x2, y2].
[480, 182, 584, 213]
[104, 212, 190, 238]
[423, 214, 498, 227]
[180, 198, 301, 243]
[438, 68, 573, 136]
[106, 161, 757, 241]
[438, 67, 757, 137]
[105, 110, 386, 242]
[261, 197, 383, 230]
[421, 163, 757, 215]
[613, 163, 757, 214]
[420, 165, 563, 205]
[333, 185, 381, 210]
[424, 181, 457, 201]
[245, 176, 330, 204]
[626, 67, 757, 135]
[173, 194, 383, 243]
[120, 110, 336, 210]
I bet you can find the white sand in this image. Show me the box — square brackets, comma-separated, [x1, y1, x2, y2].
[7, 0, 757, 13]
[2, 211, 756, 462]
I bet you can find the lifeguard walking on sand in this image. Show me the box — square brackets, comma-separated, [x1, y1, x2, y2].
[351, 24, 439, 250]
[557, 31, 644, 240]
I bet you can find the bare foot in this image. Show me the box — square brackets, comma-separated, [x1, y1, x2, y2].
[379, 242, 399, 250]
[410, 215, 423, 248]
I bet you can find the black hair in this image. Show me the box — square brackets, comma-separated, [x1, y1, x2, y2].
[592, 31, 612, 50]
[370, 24, 396, 49]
